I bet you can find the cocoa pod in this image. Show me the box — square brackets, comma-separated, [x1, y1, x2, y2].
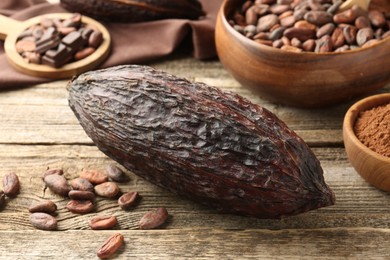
[68, 65, 335, 219]
[96, 233, 124, 259]
[60, 0, 204, 23]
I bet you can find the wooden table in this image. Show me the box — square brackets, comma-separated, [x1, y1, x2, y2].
[0, 51, 389, 259]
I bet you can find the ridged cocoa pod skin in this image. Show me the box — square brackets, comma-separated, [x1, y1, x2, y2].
[68, 65, 335, 219]
[60, 0, 204, 23]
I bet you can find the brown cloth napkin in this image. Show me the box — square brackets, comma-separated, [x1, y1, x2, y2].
[0, 0, 222, 88]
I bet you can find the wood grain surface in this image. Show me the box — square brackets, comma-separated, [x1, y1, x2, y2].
[0, 52, 389, 259]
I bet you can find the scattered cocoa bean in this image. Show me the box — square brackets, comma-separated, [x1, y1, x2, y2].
[89, 215, 118, 230]
[28, 200, 57, 214]
[96, 233, 124, 259]
[44, 174, 70, 197]
[2, 172, 20, 197]
[80, 170, 108, 185]
[94, 182, 120, 198]
[68, 190, 95, 201]
[42, 169, 64, 179]
[139, 207, 169, 229]
[118, 191, 139, 210]
[304, 11, 333, 26]
[66, 199, 94, 214]
[106, 165, 129, 182]
[30, 212, 57, 230]
[70, 177, 94, 192]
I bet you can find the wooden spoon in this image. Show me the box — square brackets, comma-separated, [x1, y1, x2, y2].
[0, 13, 111, 79]
[338, 0, 371, 12]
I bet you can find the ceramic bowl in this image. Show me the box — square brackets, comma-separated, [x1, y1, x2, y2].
[343, 93, 390, 191]
[215, 0, 390, 108]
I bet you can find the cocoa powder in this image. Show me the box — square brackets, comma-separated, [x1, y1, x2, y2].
[354, 102, 390, 157]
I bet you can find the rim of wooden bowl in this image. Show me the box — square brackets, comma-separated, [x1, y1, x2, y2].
[343, 93, 390, 163]
[220, 0, 390, 57]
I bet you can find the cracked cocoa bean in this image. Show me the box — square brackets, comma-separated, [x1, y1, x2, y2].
[68, 65, 335, 218]
[2, 172, 20, 197]
[118, 191, 139, 210]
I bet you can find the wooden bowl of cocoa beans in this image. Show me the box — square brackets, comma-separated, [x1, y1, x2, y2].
[215, 0, 390, 108]
[343, 93, 390, 191]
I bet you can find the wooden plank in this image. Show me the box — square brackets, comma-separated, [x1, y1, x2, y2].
[0, 145, 389, 231]
[0, 228, 389, 259]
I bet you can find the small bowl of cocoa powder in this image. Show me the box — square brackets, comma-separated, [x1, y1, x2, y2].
[343, 93, 390, 191]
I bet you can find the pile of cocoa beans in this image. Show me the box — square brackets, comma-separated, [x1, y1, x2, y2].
[230, 0, 390, 52]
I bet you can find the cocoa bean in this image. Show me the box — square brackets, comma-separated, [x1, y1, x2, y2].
[279, 10, 294, 20]
[42, 168, 64, 179]
[68, 190, 95, 201]
[270, 4, 291, 15]
[368, 10, 386, 28]
[308, 0, 325, 11]
[254, 39, 273, 46]
[281, 45, 303, 52]
[331, 27, 345, 49]
[30, 212, 57, 230]
[343, 25, 358, 45]
[293, 8, 308, 21]
[70, 177, 94, 192]
[355, 16, 371, 29]
[280, 15, 296, 27]
[96, 233, 124, 259]
[79, 170, 108, 185]
[283, 27, 315, 41]
[75, 47, 95, 60]
[291, 37, 302, 48]
[94, 182, 120, 198]
[316, 23, 335, 38]
[268, 27, 285, 41]
[254, 32, 270, 40]
[315, 35, 333, 52]
[382, 31, 390, 39]
[66, 199, 94, 214]
[2, 172, 20, 197]
[304, 11, 333, 26]
[333, 9, 358, 24]
[302, 39, 316, 52]
[362, 39, 380, 48]
[89, 215, 118, 230]
[326, 0, 342, 14]
[294, 20, 317, 31]
[356, 28, 374, 46]
[88, 30, 103, 48]
[334, 45, 350, 52]
[44, 174, 70, 197]
[106, 165, 129, 182]
[118, 191, 139, 210]
[139, 207, 169, 229]
[245, 6, 258, 25]
[257, 14, 279, 32]
[28, 200, 57, 214]
[241, 1, 253, 13]
[273, 39, 284, 48]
